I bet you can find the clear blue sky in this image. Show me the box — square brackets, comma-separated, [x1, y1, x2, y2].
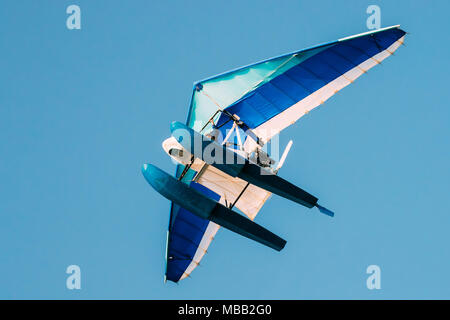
[1, 0, 449, 299]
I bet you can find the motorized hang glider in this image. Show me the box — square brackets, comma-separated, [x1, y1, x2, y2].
[142, 25, 406, 283]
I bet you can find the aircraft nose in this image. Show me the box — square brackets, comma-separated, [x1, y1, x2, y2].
[141, 164, 174, 197]
[142, 163, 169, 185]
[141, 163, 159, 185]
[141, 163, 150, 181]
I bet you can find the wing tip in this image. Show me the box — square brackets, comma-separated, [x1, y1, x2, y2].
[338, 24, 404, 42]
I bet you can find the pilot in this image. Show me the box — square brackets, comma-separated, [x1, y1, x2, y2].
[205, 127, 223, 144]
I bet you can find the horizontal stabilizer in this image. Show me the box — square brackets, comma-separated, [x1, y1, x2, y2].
[239, 163, 318, 209]
[210, 204, 286, 251]
[142, 163, 286, 251]
[315, 204, 334, 217]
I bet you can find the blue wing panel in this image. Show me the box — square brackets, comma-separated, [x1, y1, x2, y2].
[215, 28, 406, 134]
[165, 181, 221, 282]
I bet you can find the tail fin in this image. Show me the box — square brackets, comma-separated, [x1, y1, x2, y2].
[315, 204, 335, 217]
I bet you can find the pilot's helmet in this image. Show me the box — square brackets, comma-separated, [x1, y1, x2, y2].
[205, 128, 222, 143]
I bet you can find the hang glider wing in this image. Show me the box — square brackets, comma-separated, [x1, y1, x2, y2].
[191, 25, 406, 151]
[165, 159, 272, 282]
[164, 25, 406, 282]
